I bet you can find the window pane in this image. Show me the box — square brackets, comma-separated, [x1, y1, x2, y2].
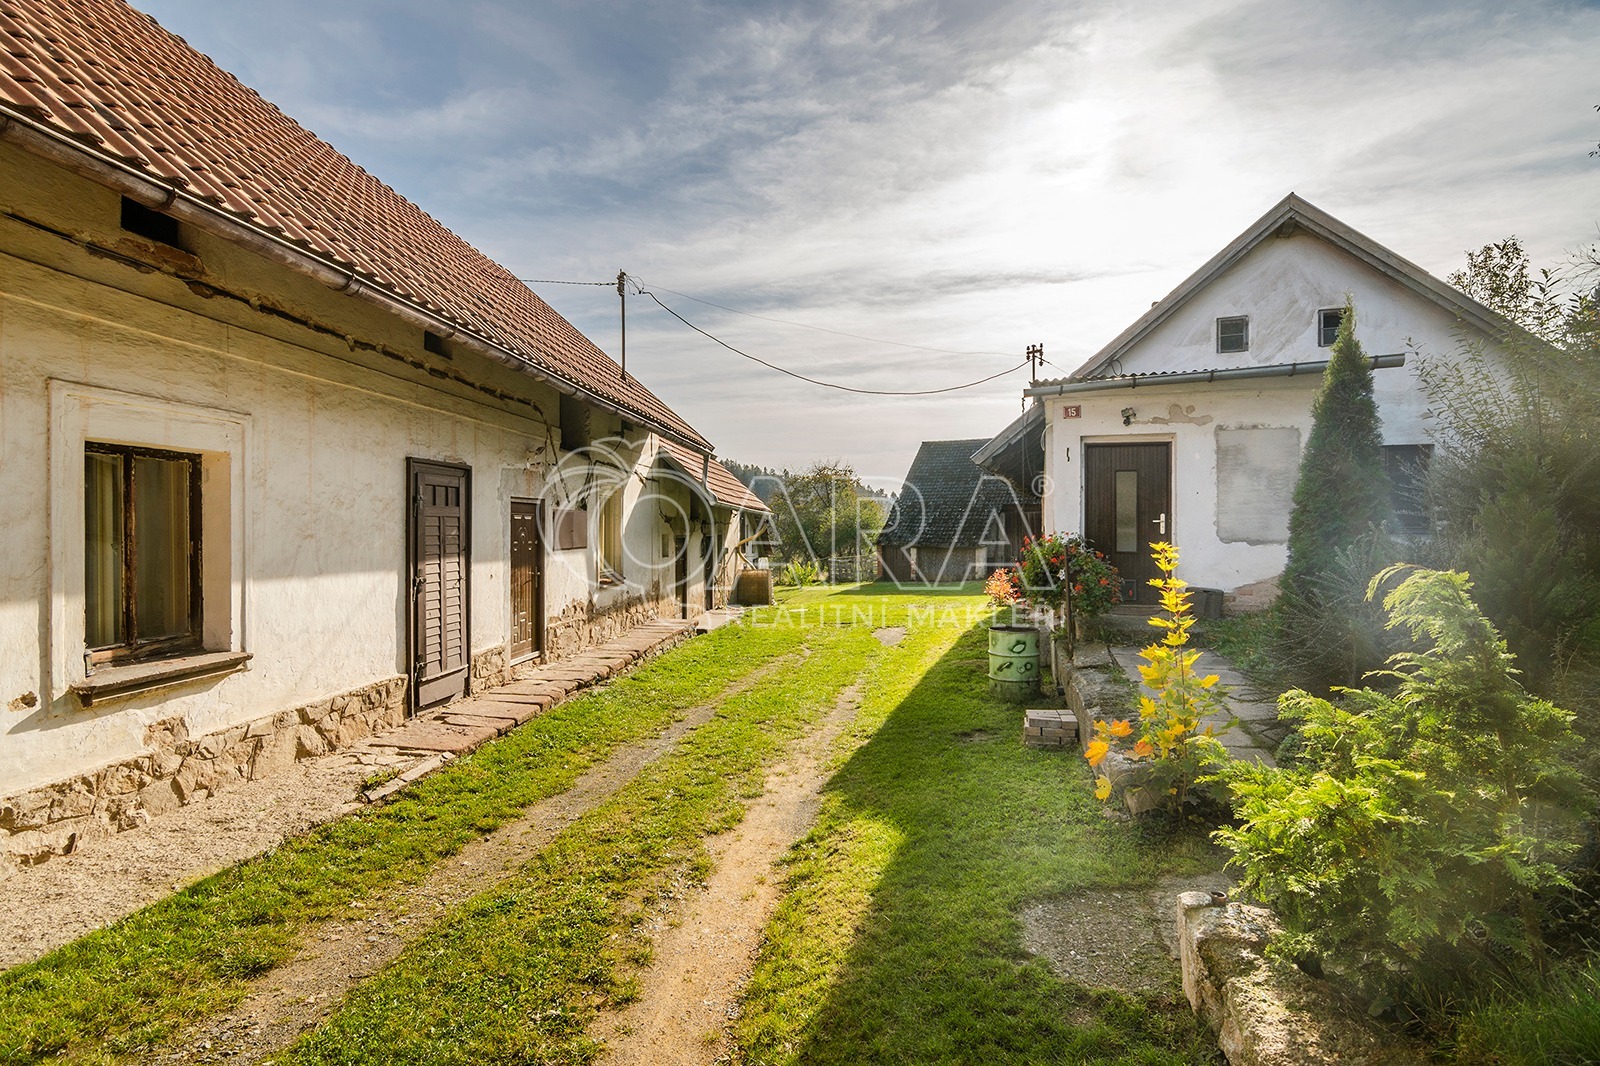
[133, 455, 192, 640]
[1115, 470, 1138, 553]
[1218, 316, 1248, 353]
[85, 452, 125, 648]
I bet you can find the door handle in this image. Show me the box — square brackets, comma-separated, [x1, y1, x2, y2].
[1152, 512, 1166, 535]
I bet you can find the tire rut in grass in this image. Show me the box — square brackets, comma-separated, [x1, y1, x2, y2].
[592, 677, 868, 1066]
[152, 654, 801, 1066]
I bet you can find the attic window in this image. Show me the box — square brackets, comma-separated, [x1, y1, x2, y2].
[120, 197, 182, 249]
[1317, 307, 1345, 347]
[1217, 316, 1249, 354]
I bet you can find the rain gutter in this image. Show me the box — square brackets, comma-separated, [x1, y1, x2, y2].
[1023, 354, 1406, 397]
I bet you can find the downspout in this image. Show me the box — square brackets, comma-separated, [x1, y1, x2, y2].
[0, 105, 711, 453]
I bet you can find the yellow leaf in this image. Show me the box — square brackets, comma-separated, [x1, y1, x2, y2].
[1108, 719, 1133, 738]
[1139, 696, 1159, 719]
[1094, 776, 1112, 800]
[1200, 674, 1220, 688]
[1086, 739, 1110, 767]
[1132, 738, 1153, 759]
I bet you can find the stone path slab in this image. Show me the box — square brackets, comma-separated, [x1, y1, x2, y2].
[1110, 646, 1280, 766]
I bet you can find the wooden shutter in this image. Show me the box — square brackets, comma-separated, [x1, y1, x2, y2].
[409, 460, 470, 709]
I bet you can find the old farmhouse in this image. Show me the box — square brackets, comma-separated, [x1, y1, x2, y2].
[0, 0, 744, 861]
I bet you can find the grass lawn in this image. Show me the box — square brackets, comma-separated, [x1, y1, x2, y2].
[1, 583, 1222, 1065]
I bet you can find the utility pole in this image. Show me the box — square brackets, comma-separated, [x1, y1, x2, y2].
[617, 271, 628, 381]
[1024, 343, 1043, 412]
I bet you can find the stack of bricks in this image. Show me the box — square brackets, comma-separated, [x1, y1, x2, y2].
[1023, 708, 1078, 749]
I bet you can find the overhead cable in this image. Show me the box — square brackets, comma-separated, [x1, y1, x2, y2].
[631, 281, 1028, 396]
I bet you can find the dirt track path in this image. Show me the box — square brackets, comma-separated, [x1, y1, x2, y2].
[153, 655, 797, 1065]
[593, 679, 866, 1065]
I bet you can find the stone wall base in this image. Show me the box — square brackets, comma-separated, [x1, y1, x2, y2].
[1225, 575, 1280, 614]
[1, 675, 406, 868]
[1177, 892, 1425, 1066]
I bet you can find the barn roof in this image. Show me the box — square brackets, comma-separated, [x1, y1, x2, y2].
[877, 439, 1025, 548]
[0, 0, 710, 450]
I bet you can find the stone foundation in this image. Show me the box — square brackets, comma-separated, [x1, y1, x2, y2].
[543, 591, 673, 662]
[1, 675, 406, 868]
[1225, 575, 1280, 614]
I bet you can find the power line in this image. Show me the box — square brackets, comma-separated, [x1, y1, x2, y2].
[628, 276, 1019, 359]
[631, 281, 1029, 397]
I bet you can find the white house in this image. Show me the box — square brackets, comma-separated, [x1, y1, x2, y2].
[0, 0, 734, 863]
[1024, 194, 1515, 609]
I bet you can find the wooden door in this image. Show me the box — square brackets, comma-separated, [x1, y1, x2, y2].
[1084, 443, 1170, 606]
[510, 499, 542, 661]
[409, 460, 470, 709]
[674, 537, 689, 618]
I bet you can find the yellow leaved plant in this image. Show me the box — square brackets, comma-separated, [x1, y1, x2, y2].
[1086, 542, 1233, 813]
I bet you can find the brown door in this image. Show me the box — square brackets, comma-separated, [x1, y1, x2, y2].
[1084, 443, 1170, 606]
[510, 499, 542, 661]
[674, 537, 689, 618]
[409, 459, 470, 710]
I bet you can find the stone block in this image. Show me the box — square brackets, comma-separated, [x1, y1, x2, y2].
[138, 777, 184, 819]
[1, 791, 54, 831]
[50, 787, 97, 821]
[245, 715, 277, 739]
[1177, 893, 1425, 1066]
[295, 724, 331, 759]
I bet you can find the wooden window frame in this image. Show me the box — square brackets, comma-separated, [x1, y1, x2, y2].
[596, 488, 624, 584]
[1317, 307, 1345, 347]
[1217, 315, 1249, 354]
[85, 441, 204, 666]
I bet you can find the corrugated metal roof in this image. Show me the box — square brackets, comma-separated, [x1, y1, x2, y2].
[0, 0, 710, 450]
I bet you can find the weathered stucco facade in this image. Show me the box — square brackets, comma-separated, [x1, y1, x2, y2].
[0, 137, 706, 861]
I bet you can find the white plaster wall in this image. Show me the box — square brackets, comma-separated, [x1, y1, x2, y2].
[1040, 230, 1509, 596]
[0, 144, 682, 793]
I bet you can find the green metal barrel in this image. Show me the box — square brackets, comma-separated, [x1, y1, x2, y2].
[988, 624, 1040, 701]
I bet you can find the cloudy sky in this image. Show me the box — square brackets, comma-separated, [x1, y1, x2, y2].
[133, 0, 1599, 483]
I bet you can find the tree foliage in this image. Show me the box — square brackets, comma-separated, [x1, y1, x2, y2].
[1423, 238, 1600, 716]
[765, 460, 887, 569]
[1216, 567, 1589, 1001]
[1274, 299, 1394, 691]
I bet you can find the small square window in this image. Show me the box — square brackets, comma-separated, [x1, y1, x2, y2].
[1318, 307, 1345, 347]
[1217, 316, 1249, 354]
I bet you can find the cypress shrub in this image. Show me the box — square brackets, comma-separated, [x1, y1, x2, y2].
[1273, 300, 1395, 691]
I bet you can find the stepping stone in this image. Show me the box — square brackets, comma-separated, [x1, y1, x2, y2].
[463, 700, 546, 725]
[371, 719, 497, 753]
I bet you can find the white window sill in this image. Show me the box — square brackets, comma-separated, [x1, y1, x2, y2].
[71, 650, 251, 707]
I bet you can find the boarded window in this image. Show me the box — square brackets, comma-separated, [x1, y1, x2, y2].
[1383, 444, 1433, 534]
[554, 507, 588, 550]
[1215, 427, 1300, 544]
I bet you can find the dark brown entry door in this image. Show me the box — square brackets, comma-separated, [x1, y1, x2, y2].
[510, 499, 542, 661]
[1084, 443, 1170, 606]
[674, 537, 689, 618]
[409, 459, 470, 710]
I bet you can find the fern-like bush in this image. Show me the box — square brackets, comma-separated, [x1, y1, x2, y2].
[1214, 566, 1590, 999]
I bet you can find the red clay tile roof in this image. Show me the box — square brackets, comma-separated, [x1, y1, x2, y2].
[656, 437, 771, 514]
[0, 0, 710, 450]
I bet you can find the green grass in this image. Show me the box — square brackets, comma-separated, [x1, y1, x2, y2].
[735, 605, 1220, 1065]
[0, 624, 804, 1065]
[275, 623, 879, 1065]
[3, 585, 1224, 1065]
[1447, 959, 1600, 1065]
